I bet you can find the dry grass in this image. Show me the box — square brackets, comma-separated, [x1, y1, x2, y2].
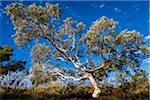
[0, 82, 149, 100]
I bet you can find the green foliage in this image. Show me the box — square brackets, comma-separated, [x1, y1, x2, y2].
[0, 46, 13, 62]
[30, 44, 51, 63]
[30, 63, 57, 85]
[84, 18, 150, 80]
[5, 2, 61, 46]
[0, 46, 26, 75]
[5, 2, 149, 70]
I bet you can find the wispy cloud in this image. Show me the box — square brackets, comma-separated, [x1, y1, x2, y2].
[145, 35, 150, 40]
[99, 4, 105, 8]
[143, 57, 150, 64]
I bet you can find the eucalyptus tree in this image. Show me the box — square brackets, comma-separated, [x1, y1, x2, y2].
[5, 2, 150, 98]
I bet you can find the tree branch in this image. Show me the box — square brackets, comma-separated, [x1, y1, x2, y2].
[100, 39, 106, 61]
[52, 72, 87, 81]
[56, 57, 65, 61]
[33, 20, 87, 71]
[70, 34, 76, 52]
[87, 63, 105, 73]
[75, 49, 80, 63]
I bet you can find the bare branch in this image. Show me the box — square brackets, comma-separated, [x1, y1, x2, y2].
[93, 63, 105, 71]
[87, 63, 105, 73]
[56, 57, 65, 61]
[52, 72, 87, 81]
[30, 18, 87, 71]
[75, 49, 80, 63]
[42, 31, 87, 71]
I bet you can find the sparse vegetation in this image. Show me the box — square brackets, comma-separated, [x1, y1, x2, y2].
[0, 79, 149, 99]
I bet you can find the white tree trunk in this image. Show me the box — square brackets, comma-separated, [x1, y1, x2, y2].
[70, 61, 101, 98]
[87, 73, 101, 98]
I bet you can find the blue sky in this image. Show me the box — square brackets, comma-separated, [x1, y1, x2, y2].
[0, 1, 149, 74]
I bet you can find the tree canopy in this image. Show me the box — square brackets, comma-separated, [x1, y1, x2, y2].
[5, 2, 150, 98]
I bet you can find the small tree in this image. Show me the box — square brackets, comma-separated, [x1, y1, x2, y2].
[0, 46, 31, 88]
[0, 46, 26, 75]
[130, 70, 149, 95]
[5, 3, 150, 98]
